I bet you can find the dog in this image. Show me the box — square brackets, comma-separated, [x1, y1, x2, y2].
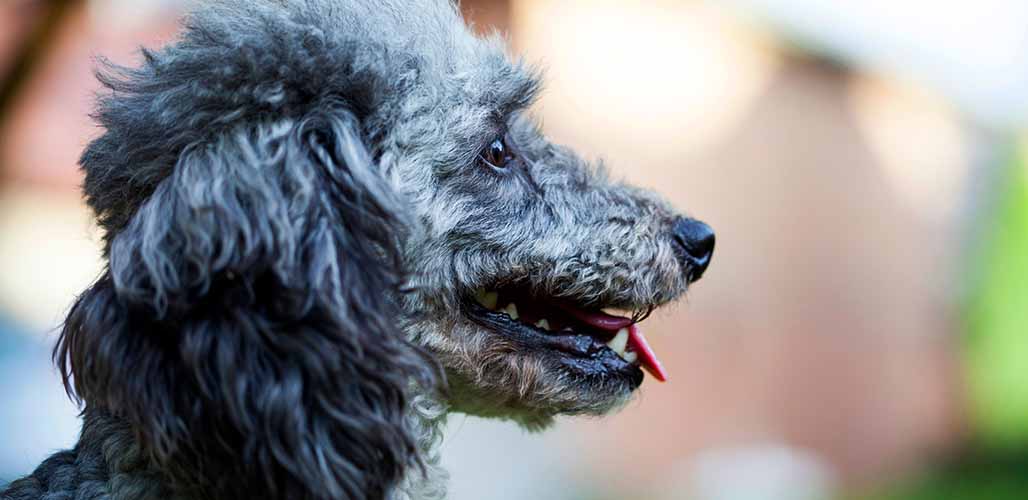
[1, 1, 714, 499]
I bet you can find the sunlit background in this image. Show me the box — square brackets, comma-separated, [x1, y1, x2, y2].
[1, 1, 1027, 499]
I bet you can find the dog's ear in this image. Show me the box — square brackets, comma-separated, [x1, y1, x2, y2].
[57, 104, 437, 499]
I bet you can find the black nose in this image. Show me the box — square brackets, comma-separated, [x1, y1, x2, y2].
[671, 217, 715, 282]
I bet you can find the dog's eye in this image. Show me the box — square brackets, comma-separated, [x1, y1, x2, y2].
[479, 136, 514, 169]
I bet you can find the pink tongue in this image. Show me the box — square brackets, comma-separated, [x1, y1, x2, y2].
[627, 323, 668, 382]
[559, 307, 668, 382]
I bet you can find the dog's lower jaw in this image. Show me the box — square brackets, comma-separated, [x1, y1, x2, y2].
[443, 371, 560, 430]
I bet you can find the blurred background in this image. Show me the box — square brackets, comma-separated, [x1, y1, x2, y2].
[1, 0, 1027, 498]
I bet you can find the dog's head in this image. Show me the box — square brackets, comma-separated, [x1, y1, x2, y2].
[373, 11, 714, 425]
[398, 83, 715, 425]
[56, 0, 712, 497]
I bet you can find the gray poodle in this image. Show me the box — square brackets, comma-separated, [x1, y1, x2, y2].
[1, 1, 714, 499]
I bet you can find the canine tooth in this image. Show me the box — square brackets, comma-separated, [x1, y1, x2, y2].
[623, 351, 638, 363]
[475, 290, 498, 310]
[535, 319, 550, 331]
[607, 328, 629, 355]
[502, 303, 519, 320]
[602, 307, 632, 317]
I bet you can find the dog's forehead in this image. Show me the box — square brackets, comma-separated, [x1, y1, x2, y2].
[193, 0, 539, 115]
[440, 49, 539, 117]
[353, 0, 541, 160]
[385, 12, 539, 115]
[330, 0, 539, 111]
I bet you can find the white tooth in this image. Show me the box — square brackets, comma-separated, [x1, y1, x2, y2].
[623, 351, 638, 363]
[503, 303, 519, 320]
[602, 307, 632, 317]
[607, 328, 628, 355]
[535, 319, 550, 331]
[475, 291, 498, 310]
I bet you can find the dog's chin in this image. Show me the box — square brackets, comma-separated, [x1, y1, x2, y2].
[433, 284, 668, 425]
[441, 341, 640, 429]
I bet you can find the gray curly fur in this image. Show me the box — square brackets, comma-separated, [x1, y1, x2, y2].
[2, 1, 704, 498]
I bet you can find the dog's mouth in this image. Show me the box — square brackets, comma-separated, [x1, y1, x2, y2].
[463, 285, 667, 385]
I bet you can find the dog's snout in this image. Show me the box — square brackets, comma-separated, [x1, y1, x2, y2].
[671, 217, 715, 282]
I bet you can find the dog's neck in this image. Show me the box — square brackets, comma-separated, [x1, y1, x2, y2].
[10, 397, 452, 500]
[393, 393, 451, 500]
[10, 410, 192, 500]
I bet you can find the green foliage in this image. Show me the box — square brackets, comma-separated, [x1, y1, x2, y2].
[851, 450, 1028, 500]
[965, 140, 1028, 448]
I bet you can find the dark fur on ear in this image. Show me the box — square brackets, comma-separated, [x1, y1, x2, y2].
[54, 5, 437, 499]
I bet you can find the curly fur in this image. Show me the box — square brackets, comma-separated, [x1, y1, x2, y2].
[2, 1, 707, 499]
